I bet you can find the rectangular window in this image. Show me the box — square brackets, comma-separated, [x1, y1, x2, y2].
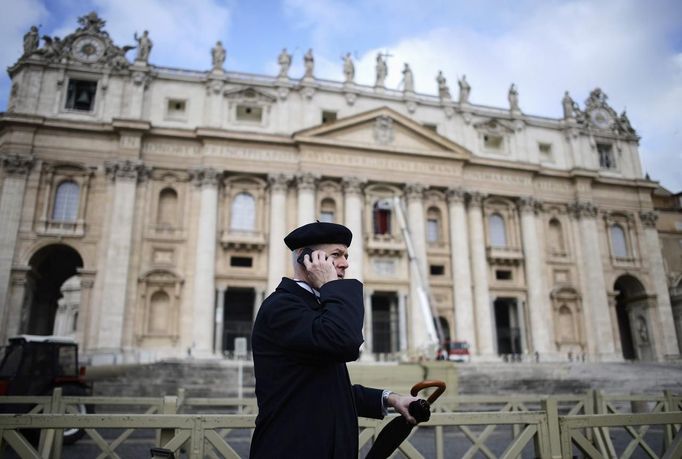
[484, 134, 503, 150]
[423, 123, 438, 132]
[597, 143, 616, 169]
[322, 110, 337, 124]
[236, 105, 263, 122]
[538, 142, 553, 162]
[430, 265, 445, 276]
[495, 270, 512, 280]
[319, 211, 334, 223]
[230, 256, 253, 268]
[426, 219, 439, 242]
[167, 99, 187, 117]
[65, 79, 97, 111]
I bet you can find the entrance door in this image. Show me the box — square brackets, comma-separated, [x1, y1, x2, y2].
[371, 292, 399, 354]
[494, 298, 522, 355]
[24, 244, 83, 335]
[223, 288, 255, 352]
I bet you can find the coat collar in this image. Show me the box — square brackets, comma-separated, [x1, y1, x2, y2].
[277, 277, 322, 309]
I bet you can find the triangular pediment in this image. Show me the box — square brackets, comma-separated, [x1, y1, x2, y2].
[223, 86, 276, 103]
[294, 107, 471, 159]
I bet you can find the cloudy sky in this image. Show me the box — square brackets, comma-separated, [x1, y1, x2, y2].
[2, 0, 681, 191]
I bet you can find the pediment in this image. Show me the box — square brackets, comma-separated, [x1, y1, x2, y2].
[223, 86, 276, 103]
[294, 107, 470, 159]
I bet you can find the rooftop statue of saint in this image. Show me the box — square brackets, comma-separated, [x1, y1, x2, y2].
[211, 41, 226, 71]
[436, 70, 450, 100]
[134, 30, 152, 63]
[303, 48, 314, 79]
[458, 74, 471, 104]
[23, 26, 39, 56]
[562, 91, 575, 119]
[278, 48, 292, 78]
[343, 52, 355, 83]
[375, 53, 387, 87]
[402, 63, 414, 93]
[508, 83, 520, 112]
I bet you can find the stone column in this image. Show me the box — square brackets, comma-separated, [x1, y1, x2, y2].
[361, 289, 373, 361]
[467, 192, 495, 357]
[0, 155, 33, 340]
[405, 183, 433, 354]
[267, 174, 289, 294]
[189, 167, 221, 357]
[519, 197, 554, 357]
[398, 291, 408, 353]
[447, 187, 475, 348]
[343, 177, 365, 282]
[205, 78, 224, 128]
[214, 286, 226, 355]
[76, 270, 95, 351]
[96, 160, 146, 355]
[296, 173, 317, 226]
[570, 201, 617, 360]
[127, 67, 149, 118]
[639, 211, 679, 358]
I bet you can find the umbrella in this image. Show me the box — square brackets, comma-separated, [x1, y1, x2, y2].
[365, 380, 446, 459]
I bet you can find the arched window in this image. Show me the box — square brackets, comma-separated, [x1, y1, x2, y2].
[373, 199, 392, 235]
[157, 188, 178, 227]
[548, 218, 565, 254]
[231, 193, 256, 231]
[426, 207, 441, 243]
[489, 213, 507, 247]
[610, 224, 628, 258]
[320, 198, 336, 223]
[558, 305, 575, 342]
[149, 290, 170, 333]
[52, 181, 80, 222]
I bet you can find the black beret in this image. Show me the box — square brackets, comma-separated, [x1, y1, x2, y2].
[284, 222, 353, 250]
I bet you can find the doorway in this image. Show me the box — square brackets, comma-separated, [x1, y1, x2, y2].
[23, 244, 83, 335]
[371, 292, 399, 354]
[222, 288, 255, 352]
[494, 297, 522, 356]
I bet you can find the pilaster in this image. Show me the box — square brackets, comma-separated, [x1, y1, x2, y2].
[0, 155, 34, 343]
[296, 172, 318, 226]
[447, 187, 475, 348]
[342, 177, 365, 282]
[267, 174, 290, 294]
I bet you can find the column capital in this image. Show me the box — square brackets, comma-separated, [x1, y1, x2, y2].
[268, 173, 291, 192]
[518, 196, 543, 214]
[404, 183, 425, 201]
[342, 176, 365, 195]
[1, 154, 34, 176]
[190, 167, 221, 187]
[446, 187, 466, 203]
[568, 200, 598, 219]
[466, 191, 486, 207]
[105, 159, 150, 182]
[639, 210, 658, 228]
[295, 172, 318, 191]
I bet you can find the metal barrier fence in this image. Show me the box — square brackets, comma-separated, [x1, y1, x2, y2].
[1, 389, 680, 458]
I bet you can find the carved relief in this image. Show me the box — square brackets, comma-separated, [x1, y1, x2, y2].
[105, 159, 149, 182]
[639, 211, 658, 228]
[1, 155, 34, 176]
[189, 167, 221, 187]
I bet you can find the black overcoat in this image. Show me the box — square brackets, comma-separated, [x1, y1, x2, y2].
[249, 277, 384, 459]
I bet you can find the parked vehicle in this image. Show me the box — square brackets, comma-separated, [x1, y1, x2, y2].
[436, 340, 471, 363]
[0, 335, 93, 444]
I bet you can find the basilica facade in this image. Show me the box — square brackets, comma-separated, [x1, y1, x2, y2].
[1, 13, 679, 364]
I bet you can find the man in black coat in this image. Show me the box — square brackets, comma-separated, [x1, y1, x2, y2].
[250, 222, 418, 458]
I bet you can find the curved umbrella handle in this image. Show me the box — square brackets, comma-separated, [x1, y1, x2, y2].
[410, 380, 446, 405]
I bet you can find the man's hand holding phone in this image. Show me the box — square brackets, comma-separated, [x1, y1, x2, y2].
[299, 248, 337, 289]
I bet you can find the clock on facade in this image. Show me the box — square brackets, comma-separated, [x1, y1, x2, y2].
[71, 36, 105, 63]
[590, 108, 612, 129]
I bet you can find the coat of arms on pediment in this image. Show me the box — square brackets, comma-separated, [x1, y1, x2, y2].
[373, 115, 395, 145]
[223, 87, 277, 103]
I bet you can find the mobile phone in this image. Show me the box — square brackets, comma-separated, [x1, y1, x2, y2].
[297, 248, 327, 266]
[297, 248, 314, 266]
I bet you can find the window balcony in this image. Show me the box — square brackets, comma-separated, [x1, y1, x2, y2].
[221, 230, 266, 251]
[366, 233, 405, 256]
[486, 245, 523, 265]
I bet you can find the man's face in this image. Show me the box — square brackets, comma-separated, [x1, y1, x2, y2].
[315, 243, 349, 279]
